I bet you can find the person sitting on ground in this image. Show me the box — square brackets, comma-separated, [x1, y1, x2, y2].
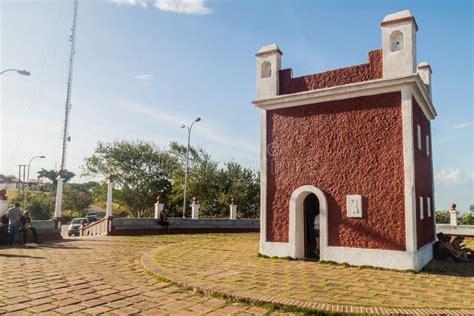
[434, 233, 455, 261]
[158, 210, 169, 231]
[451, 235, 472, 261]
[19, 211, 39, 245]
[0, 213, 9, 245]
[439, 234, 466, 262]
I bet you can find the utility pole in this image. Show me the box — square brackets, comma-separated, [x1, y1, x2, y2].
[17, 165, 21, 189]
[15, 164, 27, 192]
[180, 117, 201, 218]
[22, 165, 27, 192]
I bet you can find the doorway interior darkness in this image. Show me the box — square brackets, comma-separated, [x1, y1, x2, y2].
[304, 193, 320, 259]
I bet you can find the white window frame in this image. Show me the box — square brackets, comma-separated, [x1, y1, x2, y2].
[427, 197, 431, 217]
[419, 196, 424, 220]
[426, 135, 430, 156]
[417, 124, 422, 150]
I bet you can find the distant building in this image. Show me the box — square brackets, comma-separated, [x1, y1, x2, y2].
[253, 10, 436, 271]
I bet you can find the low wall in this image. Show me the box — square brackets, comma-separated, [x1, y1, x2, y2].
[436, 224, 474, 238]
[0, 220, 62, 245]
[112, 217, 259, 236]
[30, 220, 62, 242]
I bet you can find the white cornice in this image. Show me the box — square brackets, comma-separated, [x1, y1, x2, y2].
[252, 74, 437, 120]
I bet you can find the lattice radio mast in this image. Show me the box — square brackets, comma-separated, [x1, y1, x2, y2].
[60, 0, 79, 173]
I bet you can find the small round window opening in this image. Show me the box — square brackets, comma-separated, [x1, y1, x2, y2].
[261, 62, 271, 78]
[390, 31, 404, 52]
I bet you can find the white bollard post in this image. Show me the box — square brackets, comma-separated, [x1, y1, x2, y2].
[53, 174, 64, 229]
[154, 196, 164, 219]
[54, 176, 64, 219]
[229, 198, 237, 220]
[191, 197, 200, 220]
[106, 176, 113, 217]
[449, 203, 458, 226]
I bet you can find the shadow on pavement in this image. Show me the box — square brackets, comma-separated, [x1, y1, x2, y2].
[0, 253, 45, 259]
[422, 259, 474, 277]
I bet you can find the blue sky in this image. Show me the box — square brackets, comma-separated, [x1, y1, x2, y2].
[1, 0, 472, 212]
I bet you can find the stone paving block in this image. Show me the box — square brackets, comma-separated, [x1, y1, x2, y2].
[110, 306, 141, 315]
[106, 299, 134, 309]
[55, 297, 81, 307]
[54, 304, 86, 314]
[28, 303, 58, 313]
[101, 293, 126, 303]
[97, 288, 120, 296]
[26, 286, 50, 294]
[83, 305, 113, 315]
[123, 295, 147, 304]
[29, 297, 54, 306]
[141, 308, 168, 316]
[6, 296, 30, 305]
[3, 303, 31, 313]
[81, 298, 108, 308]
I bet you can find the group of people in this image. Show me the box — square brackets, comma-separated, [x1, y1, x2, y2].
[434, 232, 472, 262]
[0, 203, 39, 246]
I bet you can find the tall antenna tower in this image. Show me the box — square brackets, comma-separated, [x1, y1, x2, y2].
[60, 0, 79, 173]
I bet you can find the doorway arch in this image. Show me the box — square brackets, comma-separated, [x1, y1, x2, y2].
[289, 185, 328, 259]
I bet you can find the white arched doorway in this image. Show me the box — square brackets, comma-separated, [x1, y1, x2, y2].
[289, 185, 328, 259]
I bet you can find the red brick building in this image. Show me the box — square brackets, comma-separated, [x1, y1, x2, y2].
[253, 10, 436, 271]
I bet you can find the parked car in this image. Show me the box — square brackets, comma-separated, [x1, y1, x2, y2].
[68, 218, 87, 237]
[86, 212, 98, 222]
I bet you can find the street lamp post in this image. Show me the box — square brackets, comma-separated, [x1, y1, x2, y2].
[24, 155, 46, 208]
[181, 117, 201, 218]
[0, 69, 31, 76]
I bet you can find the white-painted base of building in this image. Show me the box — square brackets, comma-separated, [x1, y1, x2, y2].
[260, 240, 434, 271]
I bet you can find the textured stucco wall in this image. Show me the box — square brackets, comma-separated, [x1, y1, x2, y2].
[266, 92, 406, 250]
[279, 50, 383, 95]
[413, 98, 435, 249]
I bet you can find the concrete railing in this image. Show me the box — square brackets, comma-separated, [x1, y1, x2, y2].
[111, 217, 259, 236]
[436, 224, 474, 237]
[80, 217, 113, 237]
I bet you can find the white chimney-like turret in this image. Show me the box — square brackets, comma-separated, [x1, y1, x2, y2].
[417, 62, 432, 97]
[255, 43, 282, 100]
[381, 10, 418, 78]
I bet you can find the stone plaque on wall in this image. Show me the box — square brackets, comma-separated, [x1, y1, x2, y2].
[346, 195, 363, 218]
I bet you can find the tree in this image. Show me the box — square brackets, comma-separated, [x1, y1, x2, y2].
[168, 142, 220, 217]
[62, 184, 92, 213]
[168, 143, 260, 218]
[10, 191, 55, 220]
[217, 162, 260, 218]
[0, 174, 16, 182]
[37, 169, 75, 187]
[460, 209, 474, 225]
[82, 140, 178, 218]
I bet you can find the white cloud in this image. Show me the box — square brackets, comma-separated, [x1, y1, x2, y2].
[110, 0, 149, 7]
[110, 0, 212, 15]
[453, 121, 474, 129]
[435, 169, 474, 184]
[154, 0, 211, 15]
[133, 74, 153, 80]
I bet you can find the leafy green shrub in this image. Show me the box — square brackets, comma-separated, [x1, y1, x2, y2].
[435, 210, 450, 223]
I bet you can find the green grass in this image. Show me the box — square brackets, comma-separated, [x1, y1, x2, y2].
[463, 239, 474, 249]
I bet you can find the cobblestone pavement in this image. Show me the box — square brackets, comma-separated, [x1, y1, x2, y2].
[144, 233, 474, 315]
[0, 235, 273, 315]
